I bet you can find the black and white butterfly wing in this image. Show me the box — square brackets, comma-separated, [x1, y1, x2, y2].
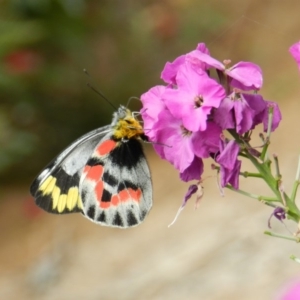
[30, 126, 111, 214]
[79, 138, 152, 228]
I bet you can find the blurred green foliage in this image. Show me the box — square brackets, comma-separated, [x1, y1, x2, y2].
[0, 0, 226, 184]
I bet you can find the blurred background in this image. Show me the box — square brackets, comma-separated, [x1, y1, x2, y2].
[1, 0, 300, 299]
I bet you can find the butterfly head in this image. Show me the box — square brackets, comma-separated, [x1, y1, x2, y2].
[112, 106, 144, 140]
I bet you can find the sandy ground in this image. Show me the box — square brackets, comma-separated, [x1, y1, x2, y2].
[2, 96, 300, 300]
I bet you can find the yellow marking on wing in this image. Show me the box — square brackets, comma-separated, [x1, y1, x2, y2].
[42, 177, 57, 195]
[57, 194, 67, 213]
[52, 186, 61, 210]
[66, 187, 79, 210]
[77, 196, 83, 210]
[38, 175, 82, 213]
[39, 176, 53, 193]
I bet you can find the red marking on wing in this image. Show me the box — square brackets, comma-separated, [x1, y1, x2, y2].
[83, 165, 91, 174]
[128, 188, 142, 203]
[111, 188, 142, 206]
[95, 180, 104, 202]
[85, 165, 104, 181]
[97, 188, 142, 210]
[111, 194, 120, 206]
[100, 201, 110, 209]
[96, 140, 116, 156]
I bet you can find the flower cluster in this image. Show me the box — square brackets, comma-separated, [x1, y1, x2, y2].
[140, 43, 282, 189]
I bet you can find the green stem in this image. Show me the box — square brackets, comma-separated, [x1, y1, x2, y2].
[225, 185, 260, 200]
[247, 146, 300, 221]
[264, 231, 300, 243]
[290, 155, 300, 203]
[228, 129, 300, 222]
[259, 107, 273, 161]
[245, 151, 280, 198]
[273, 154, 281, 179]
[266, 106, 274, 140]
[290, 255, 300, 263]
[260, 137, 270, 162]
[239, 171, 263, 178]
[226, 185, 278, 204]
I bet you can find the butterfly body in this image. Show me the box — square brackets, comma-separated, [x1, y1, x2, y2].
[30, 106, 152, 228]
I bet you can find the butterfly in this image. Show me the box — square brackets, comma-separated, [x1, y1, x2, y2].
[30, 105, 152, 228]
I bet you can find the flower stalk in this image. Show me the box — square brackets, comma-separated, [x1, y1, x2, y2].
[264, 231, 300, 243]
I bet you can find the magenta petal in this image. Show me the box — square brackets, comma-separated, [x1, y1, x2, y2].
[180, 157, 204, 182]
[140, 85, 167, 140]
[175, 64, 225, 108]
[165, 64, 225, 132]
[160, 42, 212, 84]
[182, 107, 210, 132]
[140, 85, 166, 118]
[172, 134, 195, 172]
[161, 55, 185, 84]
[213, 97, 235, 129]
[199, 80, 226, 109]
[153, 109, 180, 161]
[243, 93, 267, 128]
[186, 50, 225, 70]
[175, 63, 206, 92]
[153, 109, 196, 173]
[220, 159, 241, 189]
[263, 101, 282, 132]
[289, 41, 300, 72]
[227, 160, 241, 189]
[217, 140, 240, 170]
[163, 88, 195, 120]
[280, 280, 300, 300]
[227, 61, 263, 90]
[196, 43, 210, 55]
[234, 97, 255, 134]
[249, 93, 267, 111]
[183, 184, 199, 204]
[192, 122, 222, 158]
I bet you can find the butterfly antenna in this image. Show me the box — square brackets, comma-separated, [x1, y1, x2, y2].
[126, 96, 141, 108]
[83, 69, 118, 110]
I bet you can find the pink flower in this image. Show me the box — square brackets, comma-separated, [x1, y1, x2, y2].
[180, 157, 204, 182]
[213, 92, 280, 134]
[140, 40, 281, 186]
[217, 140, 240, 169]
[140, 85, 166, 140]
[262, 101, 282, 132]
[163, 63, 225, 132]
[161, 43, 210, 85]
[227, 62, 263, 91]
[161, 55, 185, 85]
[280, 279, 300, 300]
[243, 93, 267, 129]
[213, 92, 255, 134]
[183, 184, 199, 203]
[221, 159, 241, 189]
[268, 207, 285, 229]
[216, 140, 241, 189]
[153, 109, 221, 179]
[186, 51, 263, 91]
[289, 41, 300, 72]
[153, 109, 194, 169]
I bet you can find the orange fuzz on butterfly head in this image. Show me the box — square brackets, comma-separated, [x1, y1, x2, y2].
[112, 107, 144, 140]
